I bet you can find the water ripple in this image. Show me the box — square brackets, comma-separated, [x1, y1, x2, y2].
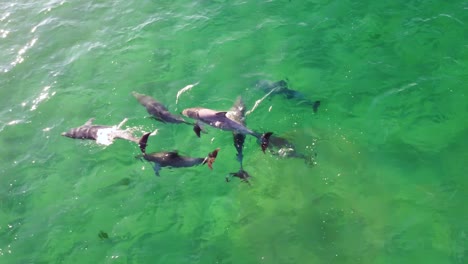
[9, 37, 38, 70]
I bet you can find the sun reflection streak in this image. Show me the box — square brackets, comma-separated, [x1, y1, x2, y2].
[30, 85, 56, 111]
[0, 29, 9, 38]
[10, 37, 38, 69]
[0, 12, 11, 22]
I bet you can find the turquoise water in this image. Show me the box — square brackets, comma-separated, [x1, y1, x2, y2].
[1, 0, 467, 263]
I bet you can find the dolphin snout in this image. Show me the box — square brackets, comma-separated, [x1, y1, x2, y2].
[181, 109, 190, 117]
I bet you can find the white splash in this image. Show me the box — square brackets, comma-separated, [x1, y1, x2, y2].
[0, 29, 9, 38]
[94, 119, 158, 146]
[95, 118, 131, 146]
[95, 128, 116, 146]
[176, 82, 199, 104]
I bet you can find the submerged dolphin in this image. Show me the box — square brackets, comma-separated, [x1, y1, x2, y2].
[138, 133, 220, 176]
[226, 169, 251, 185]
[228, 96, 247, 164]
[62, 118, 139, 146]
[268, 135, 316, 164]
[133, 92, 190, 124]
[226, 96, 253, 184]
[181, 107, 273, 152]
[255, 79, 321, 113]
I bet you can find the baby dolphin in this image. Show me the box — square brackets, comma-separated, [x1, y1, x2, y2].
[138, 133, 220, 176]
[181, 107, 273, 153]
[133, 92, 190, 124]
[255, 79, 321, 113]
[62, 118, 139, 146]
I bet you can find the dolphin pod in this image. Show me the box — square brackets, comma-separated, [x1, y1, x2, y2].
[62, 85, 316, 179]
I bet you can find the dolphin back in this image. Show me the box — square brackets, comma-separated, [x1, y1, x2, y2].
[62, 125, 108, 140]
[133, 92, 187, 123]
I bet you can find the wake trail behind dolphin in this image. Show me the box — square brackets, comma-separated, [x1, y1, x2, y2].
[245, 87, 279, 116]
[176, 82, 199, 105]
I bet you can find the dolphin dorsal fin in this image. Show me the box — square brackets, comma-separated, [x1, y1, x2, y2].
[166, 151, 180, 158]
[215, 112, 227, 117]
[84, 118, 95, 126]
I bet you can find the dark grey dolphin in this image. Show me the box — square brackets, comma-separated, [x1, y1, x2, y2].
[225, 96, 253, 184]
[181, 107, 273, 152]
[138, 133, 220, 176]
[133, 92, 190, 124]
[228, 96, 247, 164]
[255, 79, 321, 113]
[268, 135, 316, 165]
[62, 118, 139, 145]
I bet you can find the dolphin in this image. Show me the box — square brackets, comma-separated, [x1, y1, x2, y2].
[228, 96, 247, 164]
[181, 107, 273, 152]
[62, 118, 139, 146]
[268, 135, 316, 164]
[255, 79, 321, 113]
[132, 92, 190, 124]
[225, 96, 253, 184]
[138, 132, 220, 176]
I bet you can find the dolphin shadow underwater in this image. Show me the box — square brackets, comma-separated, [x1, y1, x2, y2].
[137, 132, 220, 176]
[255, 79, 321, 113]
[62, 118, 140, 146]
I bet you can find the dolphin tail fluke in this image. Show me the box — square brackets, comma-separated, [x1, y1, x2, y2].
[260, 132, 273, 153]
[203, 148, 220, 169]
[226, 169, 251, 185]
[139, 133, 151, 154]
[193, 123, 202, 137]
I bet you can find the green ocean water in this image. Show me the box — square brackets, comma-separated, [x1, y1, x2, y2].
[1, 0, 467, 263]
